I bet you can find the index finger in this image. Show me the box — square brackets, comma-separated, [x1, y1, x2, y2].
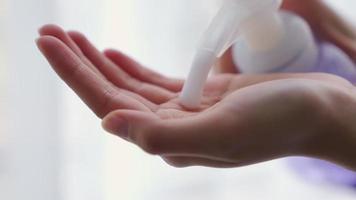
[36, 36, 150, 118]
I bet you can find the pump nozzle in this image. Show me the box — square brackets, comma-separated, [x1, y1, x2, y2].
[179, 0, 283, 109]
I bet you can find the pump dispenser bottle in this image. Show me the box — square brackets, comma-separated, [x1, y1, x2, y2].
[180, 0, 356, 186]
[180, 0, 356, 109]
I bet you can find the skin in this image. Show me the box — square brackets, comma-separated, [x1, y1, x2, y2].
[36, 25, 356, 170]
[219, 0, 356, 73]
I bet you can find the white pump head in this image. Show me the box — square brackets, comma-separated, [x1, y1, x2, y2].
[198, 0, 283, 56]
[199, 0, 283, 57]
[179, 0, 284, 109]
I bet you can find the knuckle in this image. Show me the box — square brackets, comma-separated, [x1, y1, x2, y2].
[67, 59, 86, 80]
[97, 87, 119, 118]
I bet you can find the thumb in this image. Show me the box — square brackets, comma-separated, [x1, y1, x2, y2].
[102, 110, 158, 141]
[102, 109, 234, 157]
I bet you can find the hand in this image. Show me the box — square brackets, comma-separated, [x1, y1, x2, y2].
[218, 0, 356, 73]
[36, 25, 356, 169]
[282, 0, 356, 61]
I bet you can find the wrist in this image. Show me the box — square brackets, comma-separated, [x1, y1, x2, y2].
[305, 85, 356, 171]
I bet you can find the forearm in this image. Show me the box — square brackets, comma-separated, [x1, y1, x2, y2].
[334, 87, 356, 170]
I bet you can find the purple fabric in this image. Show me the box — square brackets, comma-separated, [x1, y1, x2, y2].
[314, 42, 356, 84]
[288, 157, 356, 188]
[288, 42, 356, 188]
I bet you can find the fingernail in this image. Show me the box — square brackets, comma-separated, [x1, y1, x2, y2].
[103, 116, 129, 139]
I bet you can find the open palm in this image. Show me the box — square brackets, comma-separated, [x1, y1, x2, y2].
[37, 25, 355, 168]
[36, 25, 240, 119]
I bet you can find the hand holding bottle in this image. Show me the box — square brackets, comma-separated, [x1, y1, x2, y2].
[283, 0, 356, 61]
[218, 0, 356, 73]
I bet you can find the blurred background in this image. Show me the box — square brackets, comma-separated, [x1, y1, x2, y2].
[0, 0, 356, 199]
